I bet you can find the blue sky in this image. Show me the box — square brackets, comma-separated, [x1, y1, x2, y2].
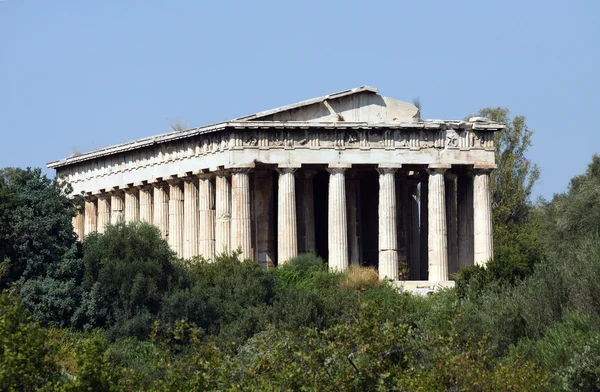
[1, 0, 598, 200]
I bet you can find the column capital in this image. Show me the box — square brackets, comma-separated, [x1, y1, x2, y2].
[181, 175, 198, 184]
[326, 166, 347, 175]
[376, 167, 397, 175]
[197, 171, 214, 180]
[473, 167, 494, 175]
[298, 169, 318, 179]
[276, 167, 297, 175]
[165, 176, 183, 186]
[123, 184, 139, 194]
[426, 165, 450, 175]
[229, 167, 253, 174]
[108, 187, 124, 196]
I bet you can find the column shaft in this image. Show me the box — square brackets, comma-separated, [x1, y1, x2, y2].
[445, 173, 459, 275]
[110, 193, 124, 224]
[199, 174, 216, 260]
[474, 169, 493, 265]
[457, 172, 475, 268]
[277, 168, 298, 263]
[139, 187, 153, 223]
[84, 198, 97, 237]
[73, 211, 84, 241]
[124, 189, 140, 223]
[328, 167, 348, 272]
[168, 182, 184, 257]
[255, 169, 275, 268]
[404, 179, 421, 280]
[347, 175, 361, 265]
[153, 184, 169, 240]
[419, 177, 429, 280]
[97, 195, 111, 234]
[215, 172, 232, 254]
[231, 169, 252, 260]
[428, 169, 448, 282]
[378, 168, 398, 280]
[296, 171, 316, 254]
[183, 179, 200, 259]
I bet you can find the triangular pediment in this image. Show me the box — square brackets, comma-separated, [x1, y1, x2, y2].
[235, 86, 420, 123]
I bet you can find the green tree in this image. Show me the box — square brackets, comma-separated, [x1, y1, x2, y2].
[472, 108, 540, 240]
[0, 168, 81, 289]
[75, 221, 178, 339]
[0, 294, 59, 390]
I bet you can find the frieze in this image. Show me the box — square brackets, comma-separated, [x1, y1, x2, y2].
[59, 126, 497, 188]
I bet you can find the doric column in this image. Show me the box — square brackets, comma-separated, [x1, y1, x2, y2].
[419, 175, 429, 280]
[153, 182, 169, 240]
[97, 194, 111, 234]
[73, 210, 84, 241]
[124, 188, 139, 223]
[395, 172, 406, 273]
[327, 166, 348, 272]
[427, 167, 448, 282]
[110, 191, 124, 224]
[215, 171, 231, 254]
[457, 171, 474, 269]
[231, 168, 252, 260]
[474, 168, 493, 265]
[297, 170, 317, 254]
[377, 167, 398, 280]
[445, 172, 459, 275]
[139, 185, 153, 223]
[347, 172, 361, 265]
[198, 173, 216, 260]
[183, 177, 200, 259]
[84, 197, 97, 237]
[168, 180, 184, 257]
[404, 177, 421, 280]
[254, 168, 275, 268]
[277, 167, 298, 263]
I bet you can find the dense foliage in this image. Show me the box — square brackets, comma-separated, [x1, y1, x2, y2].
[3, 136, 600, 389]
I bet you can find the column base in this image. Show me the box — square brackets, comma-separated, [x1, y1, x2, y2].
[393, 280, 455, 295]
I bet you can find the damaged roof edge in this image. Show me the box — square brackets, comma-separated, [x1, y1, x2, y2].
[46, 120, 505, 169]
[234, 86, 379, 121]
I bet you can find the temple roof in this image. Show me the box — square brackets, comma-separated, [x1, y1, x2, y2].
[46, 87, 504, 169]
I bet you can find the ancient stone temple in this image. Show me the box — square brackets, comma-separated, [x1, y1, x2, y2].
[47, 87, 503, 287]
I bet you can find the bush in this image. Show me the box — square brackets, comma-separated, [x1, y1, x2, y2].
[0, 294, 59, 390]
[75, 221, 179, 338]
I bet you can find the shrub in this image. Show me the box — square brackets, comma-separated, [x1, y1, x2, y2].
[0, 294, 59, 390]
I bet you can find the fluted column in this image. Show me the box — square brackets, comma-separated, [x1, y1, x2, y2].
[73, 210, 84, 241]
[457, 171, 474, 269]
[153, 183, 169, 240]
[427, 167, 448, 282]
[183, 177, 200, 259]
[404, 177, 421, 280]
[97, 194, 111, 234]
[198, 173, 216, 260]
[277, 167, 298, 264]
[84, 197, 97, 237]
[139, 186, 153, 223]
[445, 172, 459, 275]
[378, 167, 398, 280]
[168, 181, 184, 257]
[474, 168, 493, 265]
[255, 168, 275, 268]
[347, 173, 361, 265]
[419, 176, 429, 280]
[215, 171, 231, 254]
[110, 192, 124, 224]
[231, 168, 252, 260]
[124, 188, 140, 223]
[327, 167, 348, 272]
[297, 170, 317, 254]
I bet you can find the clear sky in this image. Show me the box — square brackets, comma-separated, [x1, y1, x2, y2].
[1, 1, 598, 200]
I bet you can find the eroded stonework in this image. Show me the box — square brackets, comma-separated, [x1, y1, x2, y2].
[50, 86, 503, 286]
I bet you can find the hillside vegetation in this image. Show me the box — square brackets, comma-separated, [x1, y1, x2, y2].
[2, 112, 600, 391]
